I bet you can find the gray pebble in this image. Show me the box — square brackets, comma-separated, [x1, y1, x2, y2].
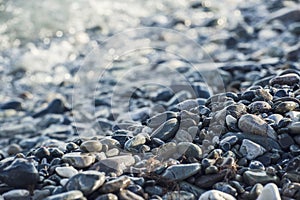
[65, 170, 105, 195]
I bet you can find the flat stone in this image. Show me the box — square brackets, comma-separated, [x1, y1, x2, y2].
[44, 190, 84, 200]
[55, 166, 78, 178]
[62, 152, 95, 168]
[270, 73, 300, 86]
[238, 114, 277, 139]
[257, 183, 281, 200]
[80, 140, 102, 152]
[199, 190, 236, 200]
[161, 163, 201, 181]
[2, 189, 30, 200]
[99, 176, 131, 193]
[0, 158, 39, 188]
[150, 118, 179, 141]
[65, 170, 105, 195]
[243, 170, 280, 186]
[240, 139, 266, 160]
[90, 155, 135, 176]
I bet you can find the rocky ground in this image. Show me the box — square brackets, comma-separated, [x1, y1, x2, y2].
[0, 0, 300, 200]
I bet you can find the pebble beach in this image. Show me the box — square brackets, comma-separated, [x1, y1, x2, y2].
[0, 0, 300, 199]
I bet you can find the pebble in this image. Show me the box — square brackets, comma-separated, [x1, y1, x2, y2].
[99, 176, 131, 193]
[243, 170, 279, 185]
[238, 114, 277, 139]
[288, 122, 300, 135]
[80, 140, 102, 152]
[199, 190, 236, 200]
[274, 101, 298, 114]
[32, 98, 70, 118]
[2, 189, 30, 200]
[176, 142, 202, 159]
[118, 189, 144, 200]
[249, 183, 263, 200]
[145, 185, 163, 196]
[65, 170, 105, 195]
[146, 111, 177, 128]
[257, 183, 281, 200]
[162, 191, 195, 200]
[270, 73, 300, 86]
[95, 193, 118, 200]
[278, 133, 294, 149]
[44, 190, 84, 200]
[62, 152, 95, 168]
[161, 163, 201, 181]
[195, 170, 227, 188]
[150, 118, 179, 141]
[239, 139, 266, 160]
[0, 158, 39, 188]
[91, 155, 135, 176]
[55, 166, 78, 178]
[0, 100, 22, 110]
[248, 101, 271, 113]
[6, 144, 22, 155]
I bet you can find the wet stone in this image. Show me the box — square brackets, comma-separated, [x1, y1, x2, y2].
[176, 142, 202, 159]
[0, 158, 39, 188]
[238, 114, 277, 139]
[239, 139, 266, 160]
[161, 163, 201, 181]
[65, 170, 105, 195]
[99, 176, 131, 193]
[62, 152, 95, 168]
[150, 118, 179, 141]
